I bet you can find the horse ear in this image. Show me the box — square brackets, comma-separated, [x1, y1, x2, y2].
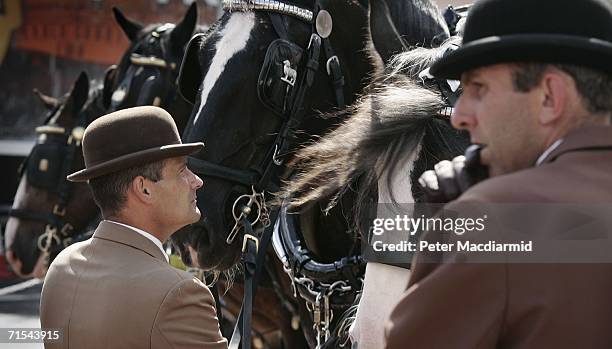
[171, 2, 198, 50]
[178, 34, 204, 104]
[102, 65, 118, 109]
[369, 0, 408, 65]
[61, 72, 90, 121]
[388, 0, 450, 48]
[112, 7, 143, 42]
[33, 89, 61, 110]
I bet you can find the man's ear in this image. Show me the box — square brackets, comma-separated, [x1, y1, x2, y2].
[538, 72, 568, 125]
[130, 176, 154, 204]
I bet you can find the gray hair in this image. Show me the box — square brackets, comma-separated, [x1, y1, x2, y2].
[89, 160, 165, 218]
[512, 63, 612, 114]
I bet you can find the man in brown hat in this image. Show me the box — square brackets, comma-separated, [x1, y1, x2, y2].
[40, 106, 227, 348]
[385, 0, 612, 348]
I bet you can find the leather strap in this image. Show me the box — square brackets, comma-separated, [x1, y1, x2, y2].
[228, 211, 277, 349]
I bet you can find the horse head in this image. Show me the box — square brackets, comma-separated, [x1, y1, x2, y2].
[5, 72, 105, 278]
[105, 3, 199, 131]
[286, 1, 471, 244]
[173, 0, 374, 271]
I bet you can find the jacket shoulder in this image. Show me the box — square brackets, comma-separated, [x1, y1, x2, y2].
[151, 277, 227, 348]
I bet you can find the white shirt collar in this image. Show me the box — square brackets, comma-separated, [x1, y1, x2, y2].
[105, 220, 169, 263]
[536, 139, 564, 166]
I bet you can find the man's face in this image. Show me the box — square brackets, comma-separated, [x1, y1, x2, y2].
[452, 64, 546, 176]
[150, 156, 203, 232]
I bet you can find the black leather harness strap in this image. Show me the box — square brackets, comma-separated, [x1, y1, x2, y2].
[188, 157, 259, 187]
[229, 211, 278, 349]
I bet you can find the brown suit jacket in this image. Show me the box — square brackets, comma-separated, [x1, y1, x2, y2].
[385, 125, 612, 349]
[40, 221, 228, 349]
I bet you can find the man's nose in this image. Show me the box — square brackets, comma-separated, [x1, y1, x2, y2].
[190, 170, 204, 189]
[451, 95, 477, 131]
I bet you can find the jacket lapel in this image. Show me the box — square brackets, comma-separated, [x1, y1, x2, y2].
[92, 221, 167, 262]
[541, 125, 612, 164]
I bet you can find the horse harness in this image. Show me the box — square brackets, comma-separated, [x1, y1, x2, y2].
[181, 1, 362, 348]
[110, 24, 179, 111]
[8, 94, 106, 263]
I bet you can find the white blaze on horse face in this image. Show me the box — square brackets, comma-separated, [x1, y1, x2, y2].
[4, 175, 27, 252]
[193, 12, 256, 124]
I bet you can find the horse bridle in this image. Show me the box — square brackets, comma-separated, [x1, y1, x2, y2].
[187, 0, 346, 243]
[182, 1, 356, 348]
[8, 93, 105, 261]
[111, 24, 179, 110]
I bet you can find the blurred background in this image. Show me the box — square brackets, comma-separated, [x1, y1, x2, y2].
[0, 1, 223, 220]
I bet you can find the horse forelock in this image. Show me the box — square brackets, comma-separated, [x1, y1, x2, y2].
[387, 0, 450, 47]
[192, 12, 256, 125]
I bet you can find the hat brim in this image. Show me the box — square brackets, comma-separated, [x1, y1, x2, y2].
[430, 34, 612, 80]
[67, 142, 204, 182]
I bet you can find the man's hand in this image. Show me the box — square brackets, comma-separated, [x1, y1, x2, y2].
[418, 144, 489, 203]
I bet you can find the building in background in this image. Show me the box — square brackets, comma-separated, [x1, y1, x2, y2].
[0, 0, 220, 209]
[0, 0, 220, 140]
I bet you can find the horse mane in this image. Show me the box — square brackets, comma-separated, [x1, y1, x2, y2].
[282, 37, 463, 219]
[386, 0, 450, 47]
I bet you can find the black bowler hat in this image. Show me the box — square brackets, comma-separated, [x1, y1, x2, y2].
[68, 106, 203, 182]
[430, 0, 612, 79]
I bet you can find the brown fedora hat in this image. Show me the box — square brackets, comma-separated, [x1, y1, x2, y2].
[67, 106, 203, 182]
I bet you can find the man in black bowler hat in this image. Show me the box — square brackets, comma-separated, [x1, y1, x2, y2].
[385, 0, 612, 348]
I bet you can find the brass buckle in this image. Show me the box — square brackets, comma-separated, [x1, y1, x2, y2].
[60, 223, 74, 236]
[53, 204, 66, 216]
[242, 234, 259, 253]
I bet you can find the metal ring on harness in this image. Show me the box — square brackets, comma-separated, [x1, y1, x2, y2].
[227, 188, 266, 244]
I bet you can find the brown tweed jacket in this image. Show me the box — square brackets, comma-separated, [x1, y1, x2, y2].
[385, 125, 612, 349]
[40, 221, 227, 349]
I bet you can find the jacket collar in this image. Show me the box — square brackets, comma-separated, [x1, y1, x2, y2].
[92, 221, 167, 262]
[541, 125, 612, 164]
